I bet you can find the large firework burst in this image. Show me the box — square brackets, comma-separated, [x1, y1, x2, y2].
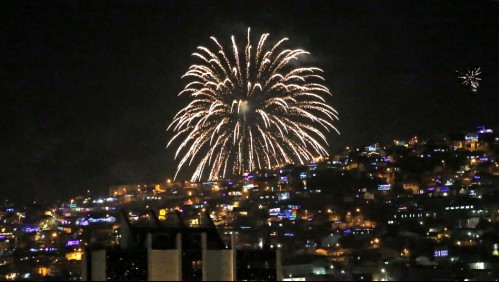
[457, 67, 481, 92]
[167, 28, 339, 181]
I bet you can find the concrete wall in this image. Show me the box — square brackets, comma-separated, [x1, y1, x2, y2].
[81, 253, 88, 281]
[203, 249, 235, 281]
[202, 232, 235, 281]
[148, 249, 181, 281]
[148, 232, 182, 281]
[276, 249, 282, 281]
[91, 250, 107, 281]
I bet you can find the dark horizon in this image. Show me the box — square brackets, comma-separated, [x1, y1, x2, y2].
[1, 0, 499, 202]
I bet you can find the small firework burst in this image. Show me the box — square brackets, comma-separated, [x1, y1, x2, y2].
[457, 67, 481, 92]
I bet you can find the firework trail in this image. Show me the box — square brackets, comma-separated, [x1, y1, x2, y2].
[457, 67, 481, 92]
[168, 28, 339, 181]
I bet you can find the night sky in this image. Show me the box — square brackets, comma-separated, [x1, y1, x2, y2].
[1, 0, 498, 202]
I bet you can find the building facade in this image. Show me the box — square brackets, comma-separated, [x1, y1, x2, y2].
[81, 209, 281, 281]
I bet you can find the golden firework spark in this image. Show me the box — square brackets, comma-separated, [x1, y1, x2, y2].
[168, 28, 339, 181]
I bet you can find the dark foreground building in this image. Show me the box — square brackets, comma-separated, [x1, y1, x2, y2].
[81, 209, 281, 281]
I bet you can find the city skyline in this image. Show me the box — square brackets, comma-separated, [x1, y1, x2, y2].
[2, 0, 499, 201]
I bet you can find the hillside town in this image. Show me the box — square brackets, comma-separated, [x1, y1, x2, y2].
[1, 125, 499, 281]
